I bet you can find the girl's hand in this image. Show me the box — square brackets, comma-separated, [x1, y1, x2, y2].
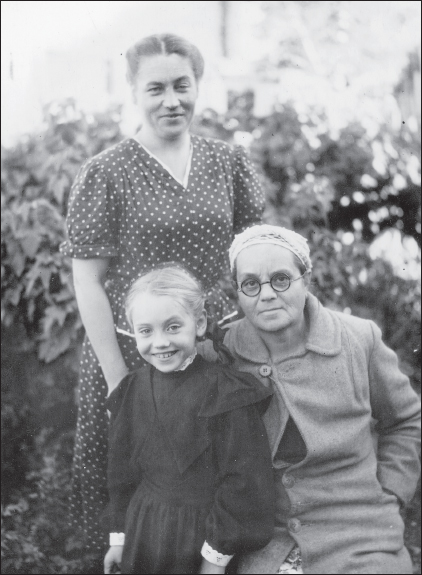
[104, 545, 123, 574]
[199, 557, 226, 574]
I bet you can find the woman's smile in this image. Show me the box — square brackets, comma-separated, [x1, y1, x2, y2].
[160, 114, 186, 125]
[161, 112, 185, 118]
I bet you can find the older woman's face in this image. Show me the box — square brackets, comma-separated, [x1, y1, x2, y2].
[236, 244, 309, 334]
[132, 53, 198, 141]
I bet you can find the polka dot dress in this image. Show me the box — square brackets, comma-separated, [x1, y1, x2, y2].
[60, 135, 264, 553]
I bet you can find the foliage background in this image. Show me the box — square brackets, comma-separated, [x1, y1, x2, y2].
[1, 95, 421, 573]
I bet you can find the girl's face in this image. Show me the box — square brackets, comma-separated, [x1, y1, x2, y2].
[131, 293, 206, 373]
[235, 244, 309, 335]
[132, 53, 198, 141]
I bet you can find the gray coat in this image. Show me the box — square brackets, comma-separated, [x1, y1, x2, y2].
[204, 293, 421, 574]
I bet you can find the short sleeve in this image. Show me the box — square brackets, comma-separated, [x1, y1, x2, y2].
[60, 159, 119, 258]
[232, 145, 265, 234]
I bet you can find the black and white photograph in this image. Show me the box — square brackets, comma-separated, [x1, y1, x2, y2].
[2, 1, 421, 574]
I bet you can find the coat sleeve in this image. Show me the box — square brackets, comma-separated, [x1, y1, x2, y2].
[232, 145, 265, 233]
[204, 402, 275, 557]
[368, 321, 421, 506]
[104, 374, 140, 532]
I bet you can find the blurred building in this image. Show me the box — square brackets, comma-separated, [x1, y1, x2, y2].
[2, 1, 257, 142]
[2, 0, 287, 144]
[2, 1, 421, 143]
[394, 46, 421, 126]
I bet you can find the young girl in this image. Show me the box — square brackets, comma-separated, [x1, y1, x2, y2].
[103, 264, 275, 575]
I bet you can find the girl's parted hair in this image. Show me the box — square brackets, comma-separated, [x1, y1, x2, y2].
[125, 263, 206, 327]
[126, 33, 205, 86]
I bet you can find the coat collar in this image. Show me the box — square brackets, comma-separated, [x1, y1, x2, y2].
[226, 293, 342, 363]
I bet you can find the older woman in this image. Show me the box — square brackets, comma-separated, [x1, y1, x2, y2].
[60, 33, 264, 556]
[212, 224, 421, 574]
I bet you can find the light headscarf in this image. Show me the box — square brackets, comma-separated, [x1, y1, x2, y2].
[229, 224, 312, 272]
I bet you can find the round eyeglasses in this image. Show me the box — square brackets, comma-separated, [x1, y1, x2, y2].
[235, 272, 306, 297]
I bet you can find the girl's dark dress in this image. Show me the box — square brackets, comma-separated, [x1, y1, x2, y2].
[105, 354, 275, 574]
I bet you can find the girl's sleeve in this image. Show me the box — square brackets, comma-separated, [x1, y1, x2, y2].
[232, 145, 265, 233]
[60, 159, 119, 259]
[104, 375, 139, 532]
[202, 403, 275, 565]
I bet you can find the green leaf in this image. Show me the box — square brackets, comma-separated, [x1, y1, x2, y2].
[10, 250, 26, 276]
[6, 284, 23, 306]
[20, 232, 42, 258]
[42, 306, 68, 337]
[38, 327, 72, 363]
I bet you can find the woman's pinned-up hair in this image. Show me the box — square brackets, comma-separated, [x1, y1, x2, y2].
[126, 33, 205, 86]
[125, 263, 206, 327]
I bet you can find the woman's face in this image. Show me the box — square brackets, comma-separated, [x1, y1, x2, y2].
[132, 53, 198, 141]
[235, 244, 309, 334]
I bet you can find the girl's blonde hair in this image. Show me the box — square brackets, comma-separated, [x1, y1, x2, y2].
[125, 263, 206, 328]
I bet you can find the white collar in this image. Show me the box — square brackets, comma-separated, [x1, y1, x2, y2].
[175, 350, 197, 371]
[140, 141, 193, 189]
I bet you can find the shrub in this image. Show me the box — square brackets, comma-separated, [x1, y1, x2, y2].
[1, 98, 420, 572]
[1, 100, 124, 572]
[1, 430, 100, 574]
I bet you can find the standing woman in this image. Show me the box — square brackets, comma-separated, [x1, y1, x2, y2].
[60, 33, 264, 559]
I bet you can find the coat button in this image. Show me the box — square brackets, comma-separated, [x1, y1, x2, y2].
[259, 365, 272, 377]
[282, 474, 295, 488]
[288, 518, 301, 533]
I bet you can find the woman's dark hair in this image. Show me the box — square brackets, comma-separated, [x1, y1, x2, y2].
[126, 33, 205, 86]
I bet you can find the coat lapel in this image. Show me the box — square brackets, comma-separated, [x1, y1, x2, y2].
[304, 294, 342, 356]
[223, 294, 342, 459]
